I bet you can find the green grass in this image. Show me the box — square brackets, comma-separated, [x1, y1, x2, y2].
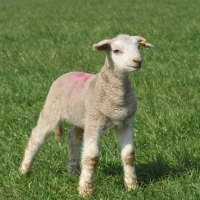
[0, 0, 200, 199]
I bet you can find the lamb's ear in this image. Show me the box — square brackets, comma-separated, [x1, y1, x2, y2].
[93, 39, 110, 51]
[135, 36, 154, 50]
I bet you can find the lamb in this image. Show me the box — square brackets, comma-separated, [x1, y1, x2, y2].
[20, 34, 153, 197]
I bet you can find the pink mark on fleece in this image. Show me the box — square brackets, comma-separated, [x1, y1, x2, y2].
[67, 72, 93, 94]
[65, 72, 93, 101]
[75, 72, 92, 82]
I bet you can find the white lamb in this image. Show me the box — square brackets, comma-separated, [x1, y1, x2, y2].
[20, 34, 153, 197]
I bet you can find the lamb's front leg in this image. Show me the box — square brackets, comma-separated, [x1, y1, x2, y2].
[78, 125, 100, 197]
[117, 120, 137, 190]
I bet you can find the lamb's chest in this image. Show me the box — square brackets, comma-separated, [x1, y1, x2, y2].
[101, 98, 137, 131]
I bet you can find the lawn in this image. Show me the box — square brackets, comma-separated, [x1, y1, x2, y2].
[0, 0, 200, 199]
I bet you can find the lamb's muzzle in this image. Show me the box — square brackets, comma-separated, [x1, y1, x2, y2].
[133, 59, 142, 68]
[20, 34, 153, 197]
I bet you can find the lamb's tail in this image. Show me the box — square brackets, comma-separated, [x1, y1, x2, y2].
[55, 123, 63, 139]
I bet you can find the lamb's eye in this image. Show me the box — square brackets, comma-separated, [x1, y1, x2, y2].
[113, 50, 120, 53]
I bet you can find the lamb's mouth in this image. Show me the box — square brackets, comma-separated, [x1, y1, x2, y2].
[128, 65, 141, 70]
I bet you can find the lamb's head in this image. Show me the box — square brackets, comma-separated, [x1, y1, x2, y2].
[93, 34, 153, 76]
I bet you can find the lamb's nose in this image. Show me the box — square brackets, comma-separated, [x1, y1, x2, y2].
[133, 59, 142, 67]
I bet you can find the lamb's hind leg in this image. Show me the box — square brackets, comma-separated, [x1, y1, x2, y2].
[67, 126, 83, 175]
[20, 108, 60, 174]
[117, 121, 137, 190]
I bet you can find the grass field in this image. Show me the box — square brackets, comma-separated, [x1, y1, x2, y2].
[0, 0, 200, 199]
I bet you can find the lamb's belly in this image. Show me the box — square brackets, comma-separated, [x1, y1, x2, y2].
[63, 102, 86, 128]
[63, 92, 86, 128]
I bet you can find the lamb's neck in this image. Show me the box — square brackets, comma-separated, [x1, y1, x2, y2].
[96, 58, 136, 122]
[99, 57, 130, 90]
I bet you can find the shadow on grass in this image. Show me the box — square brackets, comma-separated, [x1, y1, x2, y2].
[136, 156, 177, 186]
[101, 154, 198, 188]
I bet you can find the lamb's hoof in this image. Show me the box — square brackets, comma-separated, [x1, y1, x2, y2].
[78, 185, 93, 198]
[68, 170, 77, 176]
[19, 165, 30, 175]
[125, 181, 138, 190]
[67, 167, 80, 176]
[67, 162, 80, 176]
